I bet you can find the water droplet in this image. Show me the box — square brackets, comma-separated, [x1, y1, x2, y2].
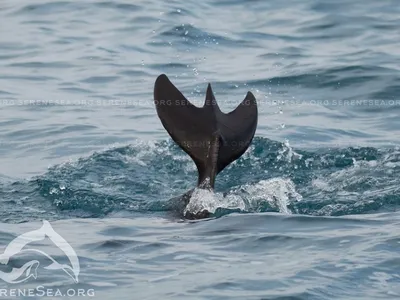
[177, 9, 181, 13]
[193, 68, 198, 76]
[152, 30, 155, 34]
[141, 60, 144, 66]
[280, 123, 285, 129]
[184, 30, 189, 35]
[234, 84, 239, 88]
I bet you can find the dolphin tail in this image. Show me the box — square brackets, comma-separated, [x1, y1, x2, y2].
[153, 74, 258, 189]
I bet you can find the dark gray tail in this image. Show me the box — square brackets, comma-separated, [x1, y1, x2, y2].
[153, 74, 258, 189]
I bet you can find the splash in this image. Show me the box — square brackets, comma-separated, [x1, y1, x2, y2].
[184, 188, 245, 216]
[2, 137, 399, 222]
[277, 139, 303, 163]
[236, 178, 303, 214]
[183, 177, 302, 217]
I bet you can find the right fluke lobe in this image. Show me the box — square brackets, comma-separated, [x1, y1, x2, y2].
[153, 74, 258, 189]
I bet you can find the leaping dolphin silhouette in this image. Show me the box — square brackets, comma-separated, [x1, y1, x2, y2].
[154, 74, 258, 219]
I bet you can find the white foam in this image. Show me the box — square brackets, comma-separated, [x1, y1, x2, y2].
[184, 177, 302, 216]
[240, 178, 303, 214]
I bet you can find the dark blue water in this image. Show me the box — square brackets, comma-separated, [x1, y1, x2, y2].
[0, 0, 400, 299]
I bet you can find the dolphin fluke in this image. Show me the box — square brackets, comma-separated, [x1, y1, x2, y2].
[153, 74, 258, 190]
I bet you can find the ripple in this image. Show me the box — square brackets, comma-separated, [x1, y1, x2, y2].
[0, 74, 58, 81]
[370, 84, 400, 100]
[7, 61, 75, 69]
[80, 76, 119, 84]
[95, 1, 142, 12]
[88, 239, 141, 251]
[14, 1, 79, 15]
[155, 24, 254, 48]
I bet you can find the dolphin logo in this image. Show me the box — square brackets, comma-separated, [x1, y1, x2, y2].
[153, 74, 258, 219]
[0, 260, 39, 284]
[0, 220, 80, 284]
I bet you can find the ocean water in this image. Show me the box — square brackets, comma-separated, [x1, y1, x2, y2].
[0, 0, 400, 299]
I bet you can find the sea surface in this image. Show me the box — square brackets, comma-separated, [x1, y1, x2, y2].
[0, 0, 400, 299]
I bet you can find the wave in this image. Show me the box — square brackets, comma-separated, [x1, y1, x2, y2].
[0, 138, 399, 223]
